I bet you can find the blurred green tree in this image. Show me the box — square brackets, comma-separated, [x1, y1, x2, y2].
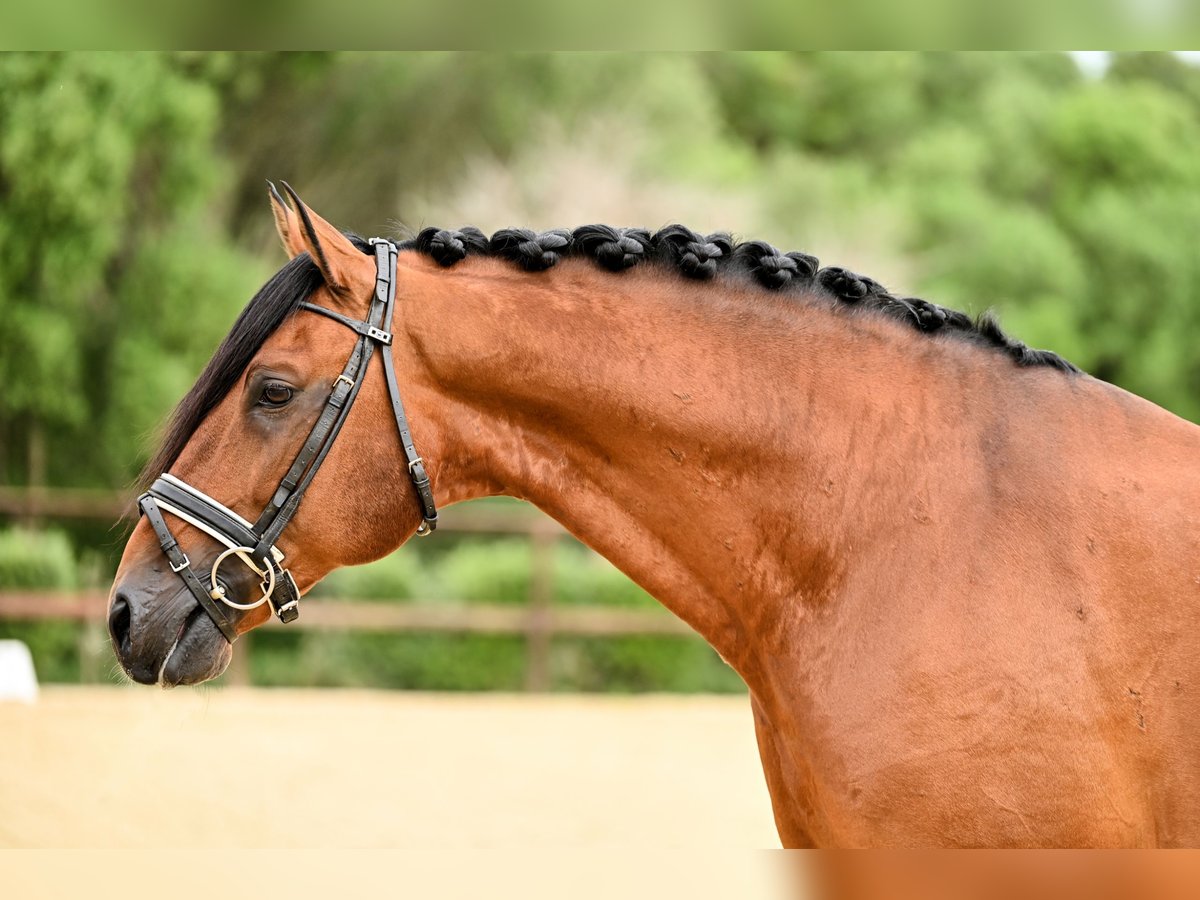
[0, 52, 270, 487]
[702, 52, 1200, 419]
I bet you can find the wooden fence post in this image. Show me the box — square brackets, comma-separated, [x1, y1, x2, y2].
[78, 589, 105, 683]
[524, 528, 556, 692]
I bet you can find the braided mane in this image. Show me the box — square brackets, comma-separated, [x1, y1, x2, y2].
[401, 224, 1078, 374]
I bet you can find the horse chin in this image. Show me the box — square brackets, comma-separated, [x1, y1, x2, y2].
[158, 609, 233, 688]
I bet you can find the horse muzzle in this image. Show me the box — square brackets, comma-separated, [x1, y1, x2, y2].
[108, 578, 234, 687]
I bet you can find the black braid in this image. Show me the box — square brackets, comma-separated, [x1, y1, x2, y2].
[817, 267, 870, 302]
[909, 298, 950, 332]
[652, 225, 733, 280]
[732, 241, 818, 290]
[395, 221, 1077, 374]
[974, 312, 1080, 372]
[413, 226, 487, 267]
[573, 225, 650, 271]
[489, 228, 572, 271]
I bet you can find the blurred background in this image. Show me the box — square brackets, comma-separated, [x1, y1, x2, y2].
[2, 51, 1200, 695]
[3, 49, 1200, 851]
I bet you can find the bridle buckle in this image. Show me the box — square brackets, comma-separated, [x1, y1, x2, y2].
[170, 554, 191, 573]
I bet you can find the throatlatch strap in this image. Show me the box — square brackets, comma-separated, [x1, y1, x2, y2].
[374, 238, 438, 533]
[381, 334, 438, 531]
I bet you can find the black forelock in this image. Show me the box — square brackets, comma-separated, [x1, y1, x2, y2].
[137, 232, 375, 488]
[137, 253, 325, 488]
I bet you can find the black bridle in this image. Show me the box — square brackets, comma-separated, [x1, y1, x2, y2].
[137, 238, 437, 642]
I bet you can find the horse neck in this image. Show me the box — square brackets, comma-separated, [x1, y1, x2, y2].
[395, 255, 995, 680]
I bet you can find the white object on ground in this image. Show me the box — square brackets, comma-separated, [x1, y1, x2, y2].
[0, 640, 38, 703]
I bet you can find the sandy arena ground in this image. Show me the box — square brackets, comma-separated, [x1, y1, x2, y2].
[0, 687, 779, 849]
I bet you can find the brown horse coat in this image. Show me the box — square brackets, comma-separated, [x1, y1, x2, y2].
[111, 197, 1200, 847]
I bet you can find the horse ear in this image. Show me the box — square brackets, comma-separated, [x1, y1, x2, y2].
[268, 181, 306, 258]
[277, 182, 374, 300]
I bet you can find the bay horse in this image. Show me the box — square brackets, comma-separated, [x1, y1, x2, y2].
[109, 186, 1200, 848]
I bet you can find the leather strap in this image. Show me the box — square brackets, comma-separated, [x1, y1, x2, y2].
[382, 340, 438, 531]
[149, 477, 260, 549]
[140, 496, 239, 643]
[373, 238, 438, 534]
[250, 239, 399, 549]
[300, 302, 391, 344]
[251, 357, 364, 538]
[251, 360, 371, 559]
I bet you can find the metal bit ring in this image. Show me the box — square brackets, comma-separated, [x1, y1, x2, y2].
[208, 546, 276, 610]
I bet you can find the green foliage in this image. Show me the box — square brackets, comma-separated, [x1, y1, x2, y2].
[0, 527, 76, 589]
[554, 545, 656, 609]
[6, 51, 1200, 485]
[434, 538, 534, 604]
[1047, 83, 1200, 189]
[241, 625, 743, 694]
[307, 544, 425, 601]
[0, 52, 269, 486]
[1109, 52, 1200, 112]
[0, 620, 82, 682]
[304, 537, 656, 610]
[248, 630, 527, 691]
[289, 540, 733, 691]
[0, 525, 84, 682]
[552, 637, 744, 694]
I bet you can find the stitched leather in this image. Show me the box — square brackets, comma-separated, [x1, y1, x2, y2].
[141, 497, 239, 643]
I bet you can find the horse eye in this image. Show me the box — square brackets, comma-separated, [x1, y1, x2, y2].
[259, 383, 294, 408]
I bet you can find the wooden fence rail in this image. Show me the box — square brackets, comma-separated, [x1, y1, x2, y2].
[0, 590, 696, 688]
[0, 488, 696, 689]
[0, 591, 691, 637]
[0, 485, 564, 533]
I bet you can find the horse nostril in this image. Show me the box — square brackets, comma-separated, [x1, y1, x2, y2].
[109, 595, 133, 659]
